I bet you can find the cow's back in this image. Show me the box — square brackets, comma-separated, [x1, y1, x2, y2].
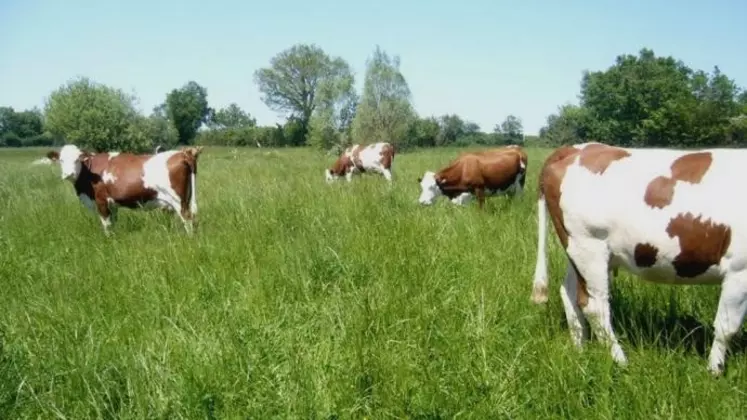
[471, 152, 524, 189]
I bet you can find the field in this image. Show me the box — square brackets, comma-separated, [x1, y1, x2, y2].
[1, 145, 747, 419]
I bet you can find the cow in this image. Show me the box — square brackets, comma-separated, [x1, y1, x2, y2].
[53, 144, 202, 236]
[325, 142, 395, 183]
[531, 141, 747, 376]
[417, 145, 528, 208]
[31, 151, 59, 165]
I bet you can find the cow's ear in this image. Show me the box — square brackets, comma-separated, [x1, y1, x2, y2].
[79, 151, 92, 163]
[416, 177, 422, 183]
[46, 151, 59, 161]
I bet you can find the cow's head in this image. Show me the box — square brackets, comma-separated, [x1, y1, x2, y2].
[325, 155, 350, 183]
[417, 171, 443, 205]
[58, 144, 92, 181]
[46, 151, 60, 162]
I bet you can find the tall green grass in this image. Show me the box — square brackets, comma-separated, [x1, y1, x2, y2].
[0, 146, 746, 419]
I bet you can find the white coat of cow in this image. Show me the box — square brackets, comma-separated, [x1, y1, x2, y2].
[532, 141, 747, 376]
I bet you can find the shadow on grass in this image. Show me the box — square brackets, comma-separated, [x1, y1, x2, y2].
[545, 285, 747, 364]
[608, 291, 747, 360]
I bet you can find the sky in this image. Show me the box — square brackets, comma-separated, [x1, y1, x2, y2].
[1, 0, 746, 135]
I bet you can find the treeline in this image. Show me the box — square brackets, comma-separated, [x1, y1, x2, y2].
[1, 45, 745, 152]
[539, 48, 747, 148]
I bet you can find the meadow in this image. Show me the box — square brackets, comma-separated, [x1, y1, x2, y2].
[1, 145, 747, 419]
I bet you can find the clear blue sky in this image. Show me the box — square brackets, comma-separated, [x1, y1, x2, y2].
[1, 0, 746, 135]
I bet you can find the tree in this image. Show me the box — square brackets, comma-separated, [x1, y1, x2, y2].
[351, 46, 416, 148]
[211, 103, 256, 129]
[163, 81, 212, 145]
[0, 106, 44, 140]
[539, 104, 593, 146]
[44, 76, 150, 152]
[254, 44, 354, 144]
[306, 64, 357, 151]
[494, 115, 524, 145]
[408, 117, 440, 148]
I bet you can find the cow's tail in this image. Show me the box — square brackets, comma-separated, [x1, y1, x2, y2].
[182, 146, 203, 217]
[517, 153, 528, 191]
[531, 174, 549, 305]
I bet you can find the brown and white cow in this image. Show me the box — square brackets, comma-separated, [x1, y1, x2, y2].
[531, 141, 747, 376]
[325, 142, 395, 183]
[417, 145, 528, 208]
[54, 144, 202, 235]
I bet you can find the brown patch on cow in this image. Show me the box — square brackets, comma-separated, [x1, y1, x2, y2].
[538, 145, 584, 248]
[568, 259, 589, 308]
[634, 243, 658, 268]
[46, 150, 60, 161]
[666, 212, 731, 278]
[644, 152, 713, 209]
[329, 155, 351, 176]
[577, 143, 631, 175]
[379, 143, 395, 169]
[104, 154, 157, 208]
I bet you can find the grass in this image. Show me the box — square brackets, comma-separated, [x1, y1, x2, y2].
[1, 145, 747, 419]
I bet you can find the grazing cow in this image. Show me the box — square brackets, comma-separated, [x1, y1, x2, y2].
[54, 144, 202, 235]
[325, 142, 395, 183]
[417, 145, 528, 208]
[531, 141, 747, 376]
[32, 151, 59, 165]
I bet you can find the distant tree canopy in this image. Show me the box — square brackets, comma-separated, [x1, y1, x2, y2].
[539, 48, 747, 148]
[2, 45, 745, 151]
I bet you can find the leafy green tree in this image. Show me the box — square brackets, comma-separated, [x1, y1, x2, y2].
[494, 115, 524, 145]
[408, 117, 440, 148]
[211, 103, 256, 129]
[351, 46, 415, 148]
[307, 69, 357, 151]
[254, 44, 354, 144]
[44, 76, 150, 152]
[539, 104, 593, 145]
[163, 81, 212, 145]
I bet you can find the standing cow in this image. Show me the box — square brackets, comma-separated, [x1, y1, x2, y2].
[417, 145, 527, 208]
[325, 142, 396, 183]
[532, 141, 747, 376]
[53, 144, 202, 235]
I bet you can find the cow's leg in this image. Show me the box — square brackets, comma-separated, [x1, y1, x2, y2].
[532, 195, 549, 304]
[189, 170, 198, 229]
[94, 195, 113, 236]
[179, 201, 195, 235]
[567, 238, 627, 365]
[345, 170, 353, 182]
[708, 270, 747, 376]
[381, 166, 393, 182]
[451, 192, 472, 206]
[155, 187, 193, 234]
[559, 259, 589, 348]
[474, 187, 486, 209]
